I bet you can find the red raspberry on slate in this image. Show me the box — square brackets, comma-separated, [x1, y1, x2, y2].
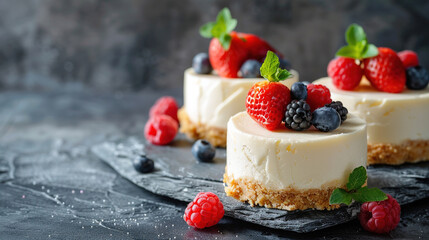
[327, 57, 363, 90]
[144, 115, 178, 145]
[184, 192, 224, 229]
[149, 96, 179, 123]
[306, 84, 332, 112]
[363, 47, 406, 93]
[359, 194, 401, 234]
[397, 50, 419, 68]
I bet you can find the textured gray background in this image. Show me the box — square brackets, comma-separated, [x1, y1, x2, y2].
[0, 0, 428, 92]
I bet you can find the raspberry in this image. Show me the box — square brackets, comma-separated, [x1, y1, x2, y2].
[306, 84, 332, 112]
[149, 96, 179, 123]
[397, 50, 419, 68]
[359, 194, 401, 234]
[144, 115, 178, 145]
[327, 57, 363, 90]
[184, 192, 224, 229]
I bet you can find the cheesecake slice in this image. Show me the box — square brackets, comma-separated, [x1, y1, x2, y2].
[179, 68, 298, 147]
[224, 111, 367, 210]
[315, 77, 429, 165]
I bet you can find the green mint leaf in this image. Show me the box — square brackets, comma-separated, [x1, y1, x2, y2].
[347, 166, 367, 191]
[361, 44, 379, 58]
[199, 8, 237, 50]
[351, 187, 388, 203]
[260, 51, 280, 81]
[329, 188, 353, 205]
[346, 24, 366, 46]
[276, 69, 292, 81]
[336, 46, 361, 59]
[218, 33, 232, 50]
[199, 22, 216, 38]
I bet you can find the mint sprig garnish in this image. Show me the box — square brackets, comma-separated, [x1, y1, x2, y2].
[260, 51, 292, 82]
[200, 8, 237, 50]
[336, 24, 378, 60]
[329, 166, 387, 205]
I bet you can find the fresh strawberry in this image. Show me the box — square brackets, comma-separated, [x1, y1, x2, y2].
[246, 81, 291, 130]
[235, 32, 283, 61]
[327, 57, 363, 90]
[208, 33, 248, 78]
[363, 47, 406, 93]
[246, 51, 292, 130]
[397, 50, 419, 68]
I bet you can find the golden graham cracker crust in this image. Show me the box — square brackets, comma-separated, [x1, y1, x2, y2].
[223, 171, 341, 211]
[367, 140, 429, 165]
[178, 108, 226, 147]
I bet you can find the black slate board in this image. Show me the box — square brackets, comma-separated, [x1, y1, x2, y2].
[92, 136, 429, 233]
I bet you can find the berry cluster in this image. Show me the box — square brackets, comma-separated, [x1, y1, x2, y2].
[193, 8, 290, 79]
[328, 24, 429, 93]
[246, 52, 348, 132]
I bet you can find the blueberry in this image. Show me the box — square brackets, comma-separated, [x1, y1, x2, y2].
[192, 140, 216, 162]
[406, 66, 429, 90]
[291, 82, 308, 100]
[279, 58, 291, 70]
[133, 155, 155, 173]
[192, 53, 212, 74]
[240, 60, 262, 78]
[312, 107, 341, 132]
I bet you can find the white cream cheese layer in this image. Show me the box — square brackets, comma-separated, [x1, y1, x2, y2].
[226, 112, 367, 190]
[315, 77, 429, 144]
[183, 68, 298, 129]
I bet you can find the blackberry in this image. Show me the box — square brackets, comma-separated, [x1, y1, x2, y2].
[325, 101, 348, 123]
[284, 100, 312, 131]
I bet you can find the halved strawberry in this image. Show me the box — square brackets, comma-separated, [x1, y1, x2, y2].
[235, 32, 283, 61]
[363, 47, 406, 93]
[208, 32, 248, 78]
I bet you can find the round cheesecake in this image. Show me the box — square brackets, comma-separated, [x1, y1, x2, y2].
[224, 111, 367, 211]
[179, 68, 298, 147]
[315, 77, 429, 165]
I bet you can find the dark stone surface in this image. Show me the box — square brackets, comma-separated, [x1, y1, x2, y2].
[1, 91, 429, 239]
[92, 137, 429, 233]
[0, 0, 428, 91]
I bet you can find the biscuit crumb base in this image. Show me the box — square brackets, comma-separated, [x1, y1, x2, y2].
[223, 171, 341, 211]
[178, 108, 226, 147]
[368, 140, 429, 165]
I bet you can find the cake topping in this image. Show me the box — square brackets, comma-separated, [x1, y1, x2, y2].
[405, 66, 429, 90]
[240, 59, 262, 78]
[200, 8, 284, 78]
[245, 51, 292, 130]
[312, 106, 341, 132]
[290, 82, 308, 100]
[284, 100, 312, 131]
[329, 24, 428, 93]
[327, 57, 363, 90]
[363, 47, 406, 93]
[306, 83, 332, 112]
[397, 50, 419, 68]
[192, 52, 212, 74]
[325, 101, 348, 123]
